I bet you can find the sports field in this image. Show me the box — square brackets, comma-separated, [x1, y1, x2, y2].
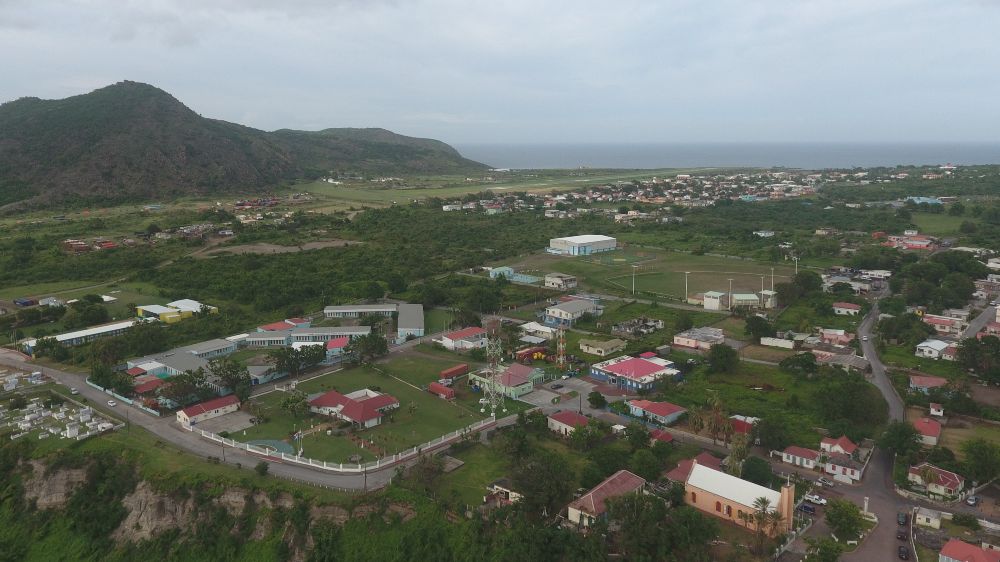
[496, 248, 797, 300]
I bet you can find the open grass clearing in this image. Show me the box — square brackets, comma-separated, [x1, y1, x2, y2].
[492, 248, 796, 301]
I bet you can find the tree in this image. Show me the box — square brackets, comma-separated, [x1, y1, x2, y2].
[961, 438, 1000, 484]
[949, 201, 966, 216]
[825, 499, 865, 540]
[254, 461, 269, 476]
[347, 332, 389, 364]
[606, 494, 668, 560]
[707, 344, 739, 374]
[280, 390, 310, 420]
[626, 422, 650, 451]
[744, 316, 776, 342]
[587, 391, 606, 409]
[750, 496, 774, 554]
[753, 414, 790, 451]
[727, 433, 750, 476]
[675, 312, 694, 332]
[386, 273, 408, 294]
[207, 358, 252, 402]
[779, 353, 817, 379]
[741, 456, 773, 487]
[628, 449, 661, 481]
[159, 368, 214, 406]
[879, 420, 921, 458]
[805, 537, 846, 562]
[569, 422, 606, 451]
[512, 449, 574, 519]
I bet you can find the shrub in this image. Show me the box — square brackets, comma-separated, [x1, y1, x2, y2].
[254, 461, 269, 477]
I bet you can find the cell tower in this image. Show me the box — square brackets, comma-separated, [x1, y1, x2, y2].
[480, 318, 507, 417]
[556, 327, 567, 369]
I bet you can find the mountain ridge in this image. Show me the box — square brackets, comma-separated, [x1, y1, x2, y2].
[0, 81, 487, 209]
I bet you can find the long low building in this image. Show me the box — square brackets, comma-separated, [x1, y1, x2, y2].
[176, 395, 241, 427]
[242, 326, 371, 347]
[323, 304, 398, 318]
[23, 319, 139, 355]
[547, 235, 617, 256]
[589, 355, 680, 392]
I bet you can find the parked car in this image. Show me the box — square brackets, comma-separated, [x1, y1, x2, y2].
[897, 512, 909, 526]
[550, 383, 564, 390]
[478, 398, 490, 405]
[967, 495, 980, 506]
[898, 545, 910, 559]
[862, 335, 869, 341]
[896, 529, 908, 540]
[561, 375, 570, 380]
[107, 400, 117, 407]
[798, 504, 816, 515]
[817, 477, 834, 487]
[804, 494, 827, 505]
[69, 388, 79, 395]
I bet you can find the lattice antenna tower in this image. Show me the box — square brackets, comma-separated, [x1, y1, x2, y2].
[556, 327, 567, 369]
[481, 317, 507, 417]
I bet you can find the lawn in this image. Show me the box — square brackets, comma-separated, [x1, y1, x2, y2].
[242, 366, 489, 463]
[936, 417, 1000, 458]
[493, 248, 797, 302]
[663, 362, 833, 447]
[740, 345, 795, 363]
[774, 303, 863, 333]
[911, 212, 974, 237]
[710, 316, 748, 340]
[880, 345, 964, 379]
[434, 444, 509, 507]
[379, 353, 470, 387]
[424, 308, 457, 334]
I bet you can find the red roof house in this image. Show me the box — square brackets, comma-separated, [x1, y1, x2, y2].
[913, 417, 942, 445]
[259, 318, 310, 331]
[133, 377, 165, 394]
[820, 435, 858, 456]
[781, 446, 821, 467]
[567, 470, 646, 527]
[308, 389, 399, 428]
[126, 367, 147, 377]
[938, 538, 1000, 562]
[326, 336, 350, 350]
[548, 410, 590, 435]
[908, 463, 965, 496]
[177, 394, 241, 426]
[628, 399, 687, 424]
[665, 452, 723, 481]
[427, 381, 456, 400]
[649, 428, 674, 444]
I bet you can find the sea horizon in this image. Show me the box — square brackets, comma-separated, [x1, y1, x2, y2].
[455, 141, 1000, 170]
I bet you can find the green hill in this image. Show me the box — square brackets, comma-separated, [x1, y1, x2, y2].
[0, 81, 487, 208]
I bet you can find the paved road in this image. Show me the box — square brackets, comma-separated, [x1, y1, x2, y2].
[962, 305, 996, 339]
[0, 337, 510, 492]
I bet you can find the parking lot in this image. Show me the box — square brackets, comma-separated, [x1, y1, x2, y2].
[193, 410, 255, 434]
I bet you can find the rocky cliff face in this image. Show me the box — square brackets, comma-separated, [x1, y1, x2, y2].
[19, 458, 413, 561]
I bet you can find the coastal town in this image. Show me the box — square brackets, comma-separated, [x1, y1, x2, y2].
[5, 174, 1000, 562]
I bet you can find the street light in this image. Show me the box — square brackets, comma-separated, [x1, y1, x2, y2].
[728, 279, 734, 310]
[684, 271, 691, 301]
[631, 264, 639, 295]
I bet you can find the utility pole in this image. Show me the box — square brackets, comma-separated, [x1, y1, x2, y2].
[771, 267, 775, 291]
[631, 264, 638, 295]
[684, 271, 691, 301]
[793, 256, 800, 275]
[728, 279, 734, 311]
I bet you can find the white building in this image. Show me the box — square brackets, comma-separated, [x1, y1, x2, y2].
[547, 235, 617, 256]
[915, 339, 950, 360]
[176, 395, 240, 427]
[544, 299, 602, 328]
[323, 304, 398, 318]
[437, 327, 487, 350]
[703, 291, 726, 311]
[544, 273, 578, 290]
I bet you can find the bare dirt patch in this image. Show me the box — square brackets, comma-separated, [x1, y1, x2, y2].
[198, 239, 361, 257]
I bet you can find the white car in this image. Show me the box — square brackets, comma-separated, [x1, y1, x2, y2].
[862, 336, 869, 342]
[478, 398, 490, 405]
[107, 400, 117, 407]
[817, 477, 835, 487]
[69, 388, 79, 395]
[804, 494, 827, 505]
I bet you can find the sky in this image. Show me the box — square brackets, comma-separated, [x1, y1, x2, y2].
[1, 0, 999, 145]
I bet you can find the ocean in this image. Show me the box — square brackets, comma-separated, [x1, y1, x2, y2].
[455, 142, 1000, 170]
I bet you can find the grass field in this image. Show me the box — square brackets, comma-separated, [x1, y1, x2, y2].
[665, 362, 835, 447]
[774, 303, 863, 333]
[881, 345, 964, 379]
[495, 247, 797, 301]
[424, 308, 456, 334]
[242, 365, 488, 463]
[911, 212, 975, 237]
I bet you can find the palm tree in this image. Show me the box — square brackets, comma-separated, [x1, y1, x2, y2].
[727, 433, 749, 476]
[918, 464, 938, 494]
[751, 496, 773, 554]
[688, 407, 706, 435]
[767, 510, 785, 537]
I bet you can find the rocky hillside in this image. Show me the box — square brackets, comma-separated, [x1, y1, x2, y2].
[0, 81, 487, 208]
